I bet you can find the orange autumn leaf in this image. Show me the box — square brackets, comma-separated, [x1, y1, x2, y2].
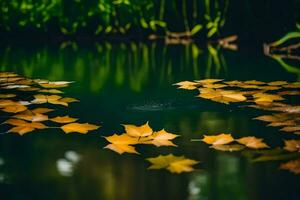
[50, 116, 78, 123]
[123, 122, 153, 137]
[236, 136, 269, 149]
[61, 122, 100, 134]
[201, 134, 234, 145]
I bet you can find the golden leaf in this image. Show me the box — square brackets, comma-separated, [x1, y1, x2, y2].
[14, 111, 48, 122]
[143, 129, 179, 147]
[146, 154, 199, 174]
[0, 94, 16, 98]
[31, 94, 68, 106]
[50, 116, 78, 123]
[104, 134, 140, 154]
[173, 81, 199, 90]
[123, 122, 153, 137]
[268, 81, 288, 86]
[2, 104, 27, 113]
[283, 140, 300, 152]
[195, 79, 223, 84]
[244, 80, 265, 85]
[5, 119, 48, 135]
[198, 88, 247, 104]
[104, 144, 139, 154]
[201, 134, 234, 145]
[39, 89, 63, 94]
[61, 122, 100, 134]
[280, 159, 300, 174]
[236, 136, 269, 149]
[31, 108, 54, 114]
[253, 93, 284, 103]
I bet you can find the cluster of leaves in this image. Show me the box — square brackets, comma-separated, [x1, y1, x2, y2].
[174, 79, 300, 135]
[103, 122, 199, 173]
[175, 79, 300, 174]
[0, 71, 100, 135]
[198, 133, 269, 151]
[104, 122, 179, 154]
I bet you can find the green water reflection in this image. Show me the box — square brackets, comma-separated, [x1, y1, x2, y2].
[0, 43, 299, 200]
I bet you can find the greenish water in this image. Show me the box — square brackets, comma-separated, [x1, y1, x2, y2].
[0, 43, 299, 200]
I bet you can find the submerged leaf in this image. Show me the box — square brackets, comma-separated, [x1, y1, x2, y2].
[146, 154, 199, 173]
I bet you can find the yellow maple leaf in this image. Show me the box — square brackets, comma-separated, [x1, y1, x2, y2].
[123, 122, 153, 137]
[142, 129, 179, 147]
[236, 136, 269, 149]
[61, 122, 100, 134]
[104, 134, 140, 154]
[201, 133, 234, 145]
[283, 140, 300, 152]
[50, 116, 78, 123]
[5, 119, 48, 135]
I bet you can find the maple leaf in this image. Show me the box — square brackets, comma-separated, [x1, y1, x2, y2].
[280, 159, 300, 174]
[104, 134, 140, 154]
[31, 94, 68, 106]
[61, 122, 100, 134]
[123, 122, 153, 137]
[236, 136, 269, 149]
[5, 119, 48, 135]
[173, 81, 199, 90]
[283, 140, 300, 152]
[50, 116, 78, 123]
[142, 129, 179, 147]
[13, 111, 48, 122]
[198, 88, 247, 104]
[146, 154, 199, 173]
[201, 134, 234, 145]
[252, 93, 284, 103]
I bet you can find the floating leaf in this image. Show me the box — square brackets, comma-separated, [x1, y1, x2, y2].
[146, 154, 199, 173]
[50, 116, 78, 123]
[104, 134, 140, 154]
[13, 111, 48, 122]
[173, 81, 199, 90]
[253, 93, 284, 103]
[284, 140, 300, 152]
[123, 122, 153, 137]
[280, 159, 300, 174]
[31, 94, 69, 106]
[61, 122, 100, 134]
[143, 129, 179, 147]
[5, 119, 48, 135]
[198, 88, 246, 104]
[236, 137, 269, 149]
[201, 134, 234, 145]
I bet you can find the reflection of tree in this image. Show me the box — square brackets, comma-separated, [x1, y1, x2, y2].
[264, 27, 300, 80]
[0, 43, 236, 93]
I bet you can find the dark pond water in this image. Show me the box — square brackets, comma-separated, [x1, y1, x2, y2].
[0, 42, 299, 200]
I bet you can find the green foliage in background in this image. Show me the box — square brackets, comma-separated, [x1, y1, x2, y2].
[0, 0, 229, 37]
